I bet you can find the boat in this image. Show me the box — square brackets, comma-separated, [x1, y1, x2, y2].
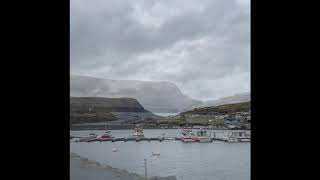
[152, 152, 160, 156]
[181, 129, 196, 142]
[222, 130, 250, 142]
[79, 133, 98, 142]
[196, 129, 212, 143]
[96, 130, 113, 141]
[132, 126, 144, 138]
[162, 133, 176, 140]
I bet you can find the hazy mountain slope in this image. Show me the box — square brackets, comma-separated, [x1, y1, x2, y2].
[193, 93, 250, 108]
[70, 97, 146, 112]
[70, 75, 200, 113]
[70, 97, 161, 124]
[183, 101, 251, 115]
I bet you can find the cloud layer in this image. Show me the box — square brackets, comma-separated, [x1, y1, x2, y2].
[71, 0, 250, 101]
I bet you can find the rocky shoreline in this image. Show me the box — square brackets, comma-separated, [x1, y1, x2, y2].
[70, 152, 177, 180]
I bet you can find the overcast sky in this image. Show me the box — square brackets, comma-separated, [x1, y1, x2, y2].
[70, 0, 250, 101]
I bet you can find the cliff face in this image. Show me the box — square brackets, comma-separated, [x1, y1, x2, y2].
[70, 75, 200, 113]
[70, 97, 161, 124]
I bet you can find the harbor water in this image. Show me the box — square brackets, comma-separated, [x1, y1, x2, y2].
[70, 129, 250, 180]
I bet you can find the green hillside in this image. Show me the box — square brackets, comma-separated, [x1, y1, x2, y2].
[182, 101, 250, 115]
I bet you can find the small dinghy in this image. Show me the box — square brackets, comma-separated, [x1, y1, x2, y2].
[112, 148, 118, 152]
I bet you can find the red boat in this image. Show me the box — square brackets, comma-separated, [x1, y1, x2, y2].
[95, 130, 113, 141]
[181, 129, 197, 142]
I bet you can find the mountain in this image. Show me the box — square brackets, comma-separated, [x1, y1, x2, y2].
[193, 93, 250, 108]
[70, 75, 200, 113]
[183, 101, 251, 115]
[70, 97, 161, 124]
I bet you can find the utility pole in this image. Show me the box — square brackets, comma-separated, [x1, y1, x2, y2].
[144, 159, 147, 180]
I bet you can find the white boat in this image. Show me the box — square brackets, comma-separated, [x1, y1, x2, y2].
[222, 130, 250, 142]
[132, 126, 144, 138]
[162, 133, 176, 140]
[181, 129, 196, 142]
[196, 129, 212, 143]
[78, 133, 98, 142]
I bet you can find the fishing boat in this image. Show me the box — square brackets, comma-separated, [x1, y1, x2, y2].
[162, 132, 176, 140]
[132, 126, 144, 138]
[222, 130, 250, 142]
[79, 133, 98, 142]
[196, 129, 212, 143]
[181, 129, 196, 142]
[96, 130, 113, 141]
[152, 152, 160, 156]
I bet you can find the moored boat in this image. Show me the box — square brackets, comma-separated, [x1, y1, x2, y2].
[132, 126, 144, 138]
[181, 129, 196, 142]
[222, 130, 250, 142]
[79, 133, 98, 142]
[96, 130, 113, 141]
[196, 129, 212, 143]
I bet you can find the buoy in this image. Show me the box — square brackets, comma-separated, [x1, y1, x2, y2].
[112, 148, 118, 152]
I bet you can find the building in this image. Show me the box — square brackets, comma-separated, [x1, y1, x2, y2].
[246, 114, 251, 122]
[214, 114, 228, 120]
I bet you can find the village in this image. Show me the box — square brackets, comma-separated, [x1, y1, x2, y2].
[153, 102, 251, 130]
[157, 110, 251, 130]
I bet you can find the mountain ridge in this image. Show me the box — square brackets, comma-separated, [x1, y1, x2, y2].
[71, 75, 200, 113]
[70, 97, 161, 124]
[193, 93, 250, 108]
[70, 75, 250, 112]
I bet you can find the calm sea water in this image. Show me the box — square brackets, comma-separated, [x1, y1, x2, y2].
[153, 112, 180, 116]
[70, 129, 250, 180]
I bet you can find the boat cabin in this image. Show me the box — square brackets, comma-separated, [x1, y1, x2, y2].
[196, 130, 210, 137]
[223, 130, 250, 142]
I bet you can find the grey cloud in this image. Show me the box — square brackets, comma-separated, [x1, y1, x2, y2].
[71, 0, 250, 101]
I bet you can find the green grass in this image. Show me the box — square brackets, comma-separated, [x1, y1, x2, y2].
[153, 102, 250, 126]
[183, 101, 250, 114]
